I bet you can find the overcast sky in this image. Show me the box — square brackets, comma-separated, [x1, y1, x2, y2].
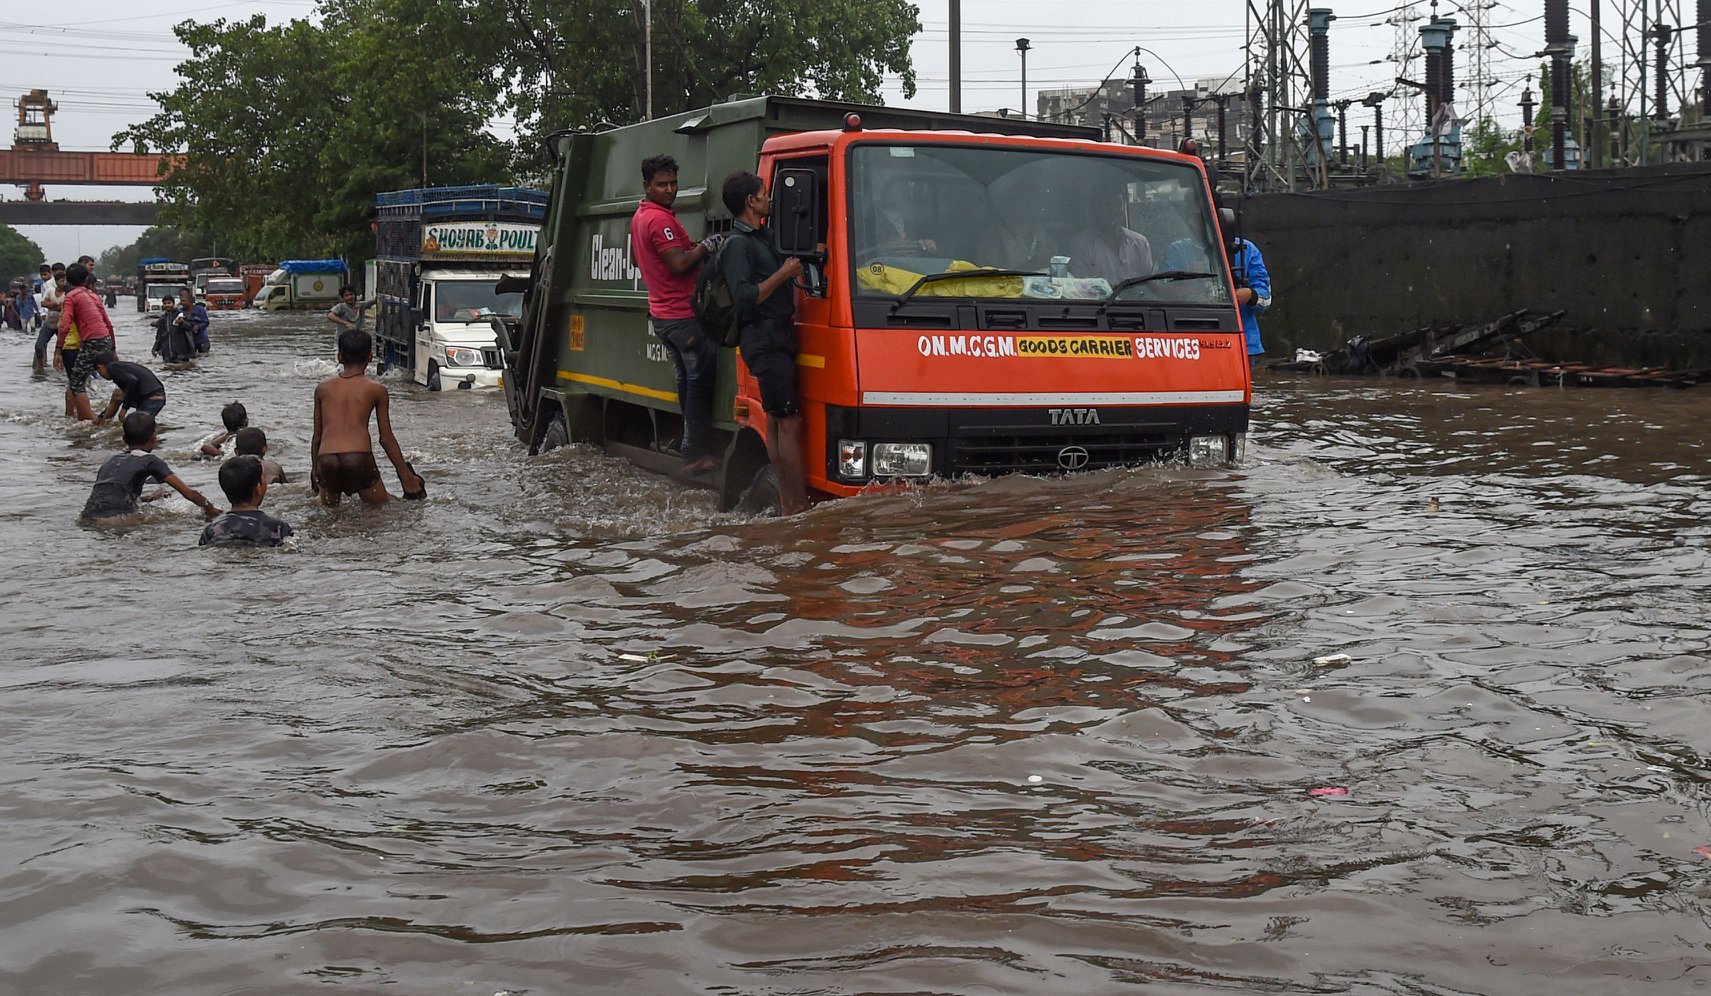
[3, 0, 1672, 264]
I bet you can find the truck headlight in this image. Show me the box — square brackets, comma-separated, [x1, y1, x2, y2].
[1187, 434, 1229, 467]
[445, 346, 482, 367]
[837, 439, 866, 478]
[872, 442, 932, 478]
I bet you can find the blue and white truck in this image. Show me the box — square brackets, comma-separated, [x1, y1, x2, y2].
[255, 259, 347, 311]
[372, 185, 547, 391]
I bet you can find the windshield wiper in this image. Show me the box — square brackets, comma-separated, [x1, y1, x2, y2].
[893, 268, 1045, 310]
[1102, 270, 1219, 305]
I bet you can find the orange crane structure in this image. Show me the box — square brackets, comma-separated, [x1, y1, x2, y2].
[0, 90, 177, 225]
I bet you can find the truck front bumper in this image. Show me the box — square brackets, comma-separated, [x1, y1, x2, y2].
[443, 365, 503, 390]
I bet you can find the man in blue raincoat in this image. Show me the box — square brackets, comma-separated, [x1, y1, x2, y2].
[1227, 236, 1270, 358]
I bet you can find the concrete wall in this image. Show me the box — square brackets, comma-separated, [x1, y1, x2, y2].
[1242, 162, 1711, 370]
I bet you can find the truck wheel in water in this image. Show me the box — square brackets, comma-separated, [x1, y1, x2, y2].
[427, 362, 442, 392]
[540, 411, 569, 452]
[735, 464, 781, 516]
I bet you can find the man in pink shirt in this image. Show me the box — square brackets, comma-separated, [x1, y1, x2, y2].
[631, 154, 722, 476]
[62, 262, 117, 422]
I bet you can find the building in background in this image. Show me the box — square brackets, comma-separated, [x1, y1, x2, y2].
[1037, 76, 1252, 161]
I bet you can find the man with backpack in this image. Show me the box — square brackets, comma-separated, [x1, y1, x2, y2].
[631, 153, 723, 476]
[718, 170, 807, 516]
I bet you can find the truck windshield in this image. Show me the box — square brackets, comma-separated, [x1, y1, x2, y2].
[849, 144, 1230, 305]
[435, 280, 523, 323]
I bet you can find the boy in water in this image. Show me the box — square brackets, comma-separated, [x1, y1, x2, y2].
[81, 411, 221, 522]
[200, 401, 250, 458]
[311, 328, 424, 506]
[154, 293, 195, 366]
[200, 455, 294, 548]
[59, 262, 117, 422]
[234, 426, 288, 485]
[90, 349, 167, 423]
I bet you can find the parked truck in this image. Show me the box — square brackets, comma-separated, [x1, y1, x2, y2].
[200, 275, 247, 310]
[189, 256, 237, 282]
[498, 96, 1250, 512]
[239, 263, 274, 306]
[255, 259, 346, 311]
[372, 185, 547, 390]
[135, 258, 190, 313]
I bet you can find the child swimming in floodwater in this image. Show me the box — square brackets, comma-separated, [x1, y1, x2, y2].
[234, 426, 288, 485]
[81, 411, 221, 523]
[199, 455, 294, 548]
[199, 400, 249, 459]
[311, 328, 425, 506]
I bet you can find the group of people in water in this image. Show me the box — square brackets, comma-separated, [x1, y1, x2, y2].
[11, 261, 427, 547]
[72, 327, 426, 547]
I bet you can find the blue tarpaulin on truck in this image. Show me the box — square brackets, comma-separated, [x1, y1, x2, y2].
[279, 259, 347, 274]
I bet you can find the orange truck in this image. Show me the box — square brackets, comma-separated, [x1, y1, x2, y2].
[239, 263, 274, 307]
[200, 274, 247, 310]
[499, 97, 1249, 511]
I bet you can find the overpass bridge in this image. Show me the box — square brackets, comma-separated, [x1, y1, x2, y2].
[0, 199, 158, 226]
[3, 89, 174, 226]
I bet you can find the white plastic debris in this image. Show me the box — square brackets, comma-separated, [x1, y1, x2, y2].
[1294, 348, 1323, 363]
[618, 653, 649, 663]
[1027, 775, 1044, 784]
[1313, 653, 1353, 666]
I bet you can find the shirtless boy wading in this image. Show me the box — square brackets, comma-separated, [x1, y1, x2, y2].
[312, 329, 425, 505]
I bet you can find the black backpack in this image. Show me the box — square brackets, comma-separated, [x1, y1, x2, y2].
[692, 236, 742, 347]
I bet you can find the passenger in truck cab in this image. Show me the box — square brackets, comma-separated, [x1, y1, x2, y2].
[631, 153, 723, 476]
[868, 176, 939, 257]
[719, 170, 807, 516]
[1059, 184, 1152, 284]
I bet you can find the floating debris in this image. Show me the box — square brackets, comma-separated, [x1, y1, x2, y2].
[1268, 309, 1704, 389]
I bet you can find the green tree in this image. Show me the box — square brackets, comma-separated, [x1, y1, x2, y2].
[117, 0, 921, 256]
[1460, 116, 1519, 177]
[0, 223, 45, 281]
[118, 6, 508, 262]
[493, 0, 922, 169]
[96, 226, 218, 276]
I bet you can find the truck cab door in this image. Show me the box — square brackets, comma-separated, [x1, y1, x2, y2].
[414, 282, 434, 383]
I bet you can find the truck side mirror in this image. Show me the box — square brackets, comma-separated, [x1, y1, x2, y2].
[1219, 206, 1236, 234]
[772, 167, 822, 259]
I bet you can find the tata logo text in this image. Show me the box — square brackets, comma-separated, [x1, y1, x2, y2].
[1049, 407, 1101, 426]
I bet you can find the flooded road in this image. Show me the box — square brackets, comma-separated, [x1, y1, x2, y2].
[2, 308, 1709, 994]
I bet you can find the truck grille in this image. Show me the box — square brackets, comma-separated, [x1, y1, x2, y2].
[950, 432, 1183, 476]
[481, 346, 502, 370]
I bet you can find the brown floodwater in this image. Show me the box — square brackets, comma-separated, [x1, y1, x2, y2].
[2, 309, 1709, 994]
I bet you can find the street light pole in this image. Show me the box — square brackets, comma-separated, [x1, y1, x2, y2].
[949, 0, 962, 113]
[1132, 56, 1150, 143]
[1016, 38, 1032, 119]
